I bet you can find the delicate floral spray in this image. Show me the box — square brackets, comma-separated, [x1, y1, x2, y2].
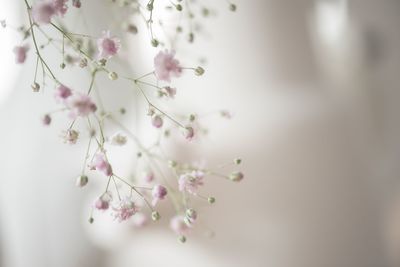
[6, 0, 241, 243]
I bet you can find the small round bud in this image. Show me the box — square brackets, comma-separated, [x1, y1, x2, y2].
[178, 235, 186, 243]
[42, 114, 52, 126]
[120, 108, 126, 114]
[99, 58, 107, 66]
[176, 26, 183, 33]
[168, 160, 177, 168]
[189, 114, 196, 122]
[146, 3, 153, 11]
[60, 62, 66, 69]
[229, 171, 244, 182]
[72, 0, 81, 8]
[164, 129, 170, 137]
[229, 3, 237, 12]
[76, 175, 89, 187]
[88, 217, 94, 224]
[202, 8, 210, 17]
[176, 4, 182, 11]
[188, 32, 194, 43]
[151, 38, 159, 47]
[182, 126, 194, 140]
[151, 211, 160, 221]
[185, 208, 197, 223]
[108, 71, 118, 80]
[137, 152, 143, 158]
[31, 82, 40, 92]
[151, 115, 163, 128]
[234, 158, 242, 165]
[125, 23, 138, 34]
[79, 58, 87, 68]
[194, 66, 205, 76]
[208, 197, 216, 204]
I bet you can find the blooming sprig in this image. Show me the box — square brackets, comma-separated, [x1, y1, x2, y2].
[7, 0, 242, 243]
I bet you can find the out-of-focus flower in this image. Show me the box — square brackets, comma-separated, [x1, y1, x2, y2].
[151, 184, 167, 206]
[142, 171, 154, 183]
[161, 86, 176, 98]
[110, 132, 127, 146]
[91, 153, 113, 176]
[154, 50, 182, 82]
[178, 170, 204, 195]
[170, 215, 189, 235]
[97, 31, 121, 59]
[94, 192, 112, 210]
[31, 1, 56, 24]
[151, 115, 163, 128]
[132, 212, 148, 227]
[67, 93, 97, 118]
[229, 171, 244, 182]
[112, 198, 139, 222]
[42, 114, 51, 126]
[72, 0, 81, 8]
[63, 129, 79, 144]
[13, 45, 28, 64]
[182, 126, 194, 140]
[52, 0, 68, 16]
[54, 84, 72, 102]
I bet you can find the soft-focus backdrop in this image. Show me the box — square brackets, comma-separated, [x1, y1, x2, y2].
[1, 0, 400, 267]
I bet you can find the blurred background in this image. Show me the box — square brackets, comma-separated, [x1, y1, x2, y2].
[1, 0, 400, 266]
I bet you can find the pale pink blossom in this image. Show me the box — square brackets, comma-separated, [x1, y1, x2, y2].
[54, 84, 72, 102]
[52, 0, 68, 16]
[110, 132, 127, 146]
[164, 86, 176, 98]
[91, 153, 113, 176]
[94, 192, 112, 210]
[31, 1, 56, 25]
[182, 126, 194, 140]
[151, 184, 167, 206]
[154, 50, 182, 82]
[170, 215, 189, 235]
[178, 170, 204, 195]
[112, 198, 139, 222]
[62, 129, 79, 144]
[142, 171, 154, 183]
[13, 45, 28, 64]
[151, 115, 163, 128]
[97, 31, 121, 59]
[67, 93, 97, 118]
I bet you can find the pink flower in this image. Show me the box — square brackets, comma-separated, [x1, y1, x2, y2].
[161, 86, 176, 98]
[151, 115, 163, 128]
[112, 198, 139, 222]
[178, 170, 204, 195]
[13, 45, 28, 64]
[72, 0, 81, 8]
[142, 171, 154, 183]
[154, 50, 182, 82]
[67, 93, 97, 118]
[151, 184, 167, 206]
[182, 126, 194, 140]
[62, 129, 79, 144]
[52, 0, 68, 16]
[54, 84, 72, 102]
[94, 192, 112, 210]
[170, 215, 189, 235]
[91, 153, 113, 176]
[31, 1, 56, 25]
[97, 31, 121, 59]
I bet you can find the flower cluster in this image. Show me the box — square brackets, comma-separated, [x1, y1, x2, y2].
[6, 0, 242, 243]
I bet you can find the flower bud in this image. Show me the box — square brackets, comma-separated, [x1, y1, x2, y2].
[234, 158, 242, 165]
[31, 82, 40, 92]
[168, 160, 177, 168]
[229, 171, 244, 182]
[42, 114, 51, 126]
[151, 115, 163, 128]
[108, 71, 118, 80]
[176, 4, 182, 11]
[194, 66, 205, 76]
[60, 62, 66, 69]
[72, 0, 81, 8]
[189, 114, 196, 122]
[88, 217, 94, 224]
[208, 196, 216, 204]
[151, 211, 160, 221]
[182, 126, 194, 140]
[151, 38, 159, 47]
[76, 175, 89, 187]
[185, 208, 197, 224]
[229, 3, 237, 12]
[178, 235, 186, 243]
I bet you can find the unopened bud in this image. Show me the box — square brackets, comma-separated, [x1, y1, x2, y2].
[229, 171, 244, 182]
[108, 71, 118, 80]
[151, 38, 159, 47]
[234, 158, 242, 165]
[194, 66, 205, 76]
[151, 211, 160, 221]
[208, 196, 216, 204]
[178, 235, 186, 243]
[229, 3, 237, 12]
[31, 82, 40, 92]
[76, 175, 89, 187]
[176, 4, 182, 11]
